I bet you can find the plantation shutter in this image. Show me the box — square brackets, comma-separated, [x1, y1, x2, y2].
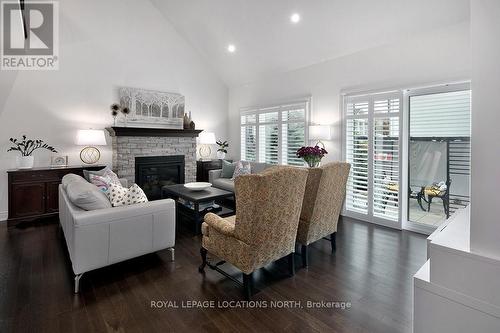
[372, 98, 400, 221]
[344, 92, 401, 224]
[258, 108, 280, 164]
[240, 114, 257, 161]
[281, 104, 306, 166]
[241, 100, 308, 165]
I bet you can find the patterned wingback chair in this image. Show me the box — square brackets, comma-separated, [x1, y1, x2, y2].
[199, 166, 308, 299]
[296, 162, 350, 267]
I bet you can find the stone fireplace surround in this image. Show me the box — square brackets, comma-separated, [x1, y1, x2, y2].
[110, 129, 198, 186]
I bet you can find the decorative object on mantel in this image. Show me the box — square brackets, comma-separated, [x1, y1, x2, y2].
[7, 135, 58, 169]
[296, 145, 328, 168]
[76, 129, 107, 164]
[50, 155, 68, 168]
[110, 103, 120, 126]
[189, 111, 196, 129]
[309, 124, 331, 149]
[198, 132, 216, 160]
[216, 139, 228, 159]
[183, 112, 191, 129]
[118, 86, 185, 129]
[121, 106, 131, 126]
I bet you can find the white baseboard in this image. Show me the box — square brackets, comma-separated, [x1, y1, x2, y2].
[0, 211, 7, 222]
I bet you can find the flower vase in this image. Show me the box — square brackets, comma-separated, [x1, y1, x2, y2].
[217, 151, 226, 159]
[16, 155, 34, 169]
[304, 158, 321, 168]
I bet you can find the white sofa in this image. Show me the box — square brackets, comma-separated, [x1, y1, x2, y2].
[59, 176, 176, 293]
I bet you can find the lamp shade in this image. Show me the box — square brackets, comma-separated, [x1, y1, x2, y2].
[76, 129, 106, 146]
[309, 125, 331, 141]
[199, 132, 216, 145]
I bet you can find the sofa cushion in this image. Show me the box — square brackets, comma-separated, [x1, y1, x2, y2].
[232, 161, 251, 180]
[221, 160, 237, 178]
[61, 173, 87, 190]
[109, 183, 148, 207]
[212, 178, 235, 192]
[66, 180, 112, 211]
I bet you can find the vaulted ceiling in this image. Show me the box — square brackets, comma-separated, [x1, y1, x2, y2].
[151, 0, 470, 87]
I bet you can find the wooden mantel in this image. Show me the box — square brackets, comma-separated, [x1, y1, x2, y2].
[106, 127, 203, 137]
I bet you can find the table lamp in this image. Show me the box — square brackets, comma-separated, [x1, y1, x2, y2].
[76, 129, 106, 164]
[198, 132, 216, 160]
[309, 125, 331, 148]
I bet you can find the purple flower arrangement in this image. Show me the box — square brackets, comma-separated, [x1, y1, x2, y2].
[296, 145, 328, 167]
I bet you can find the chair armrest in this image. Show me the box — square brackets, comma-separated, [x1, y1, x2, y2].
[72, 199, 175, 227]
[119, 178, 128, 187]
[208, 169, 222, 183]
[204, 213, 235, 236]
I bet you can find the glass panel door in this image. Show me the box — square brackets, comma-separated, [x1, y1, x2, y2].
[407, 86, 471, 229]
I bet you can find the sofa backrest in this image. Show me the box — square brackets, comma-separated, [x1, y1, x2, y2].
[248, 161, 272, 174]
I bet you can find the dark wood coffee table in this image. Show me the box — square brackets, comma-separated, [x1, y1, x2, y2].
[162, 184, 235, 234]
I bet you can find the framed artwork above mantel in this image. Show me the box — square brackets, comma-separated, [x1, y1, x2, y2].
[118, 87, 185, 129]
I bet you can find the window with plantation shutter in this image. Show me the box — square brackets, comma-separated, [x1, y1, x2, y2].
[241, 100, 308, 165]
[344, 93, 401, 225]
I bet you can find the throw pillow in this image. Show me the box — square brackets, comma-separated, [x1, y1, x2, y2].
[83, 166, 120, 184]
[221, 160, 237, 178]
[88, 174, 114, 194]
[66, 180, 112, 211]
[108, 183, 148, 207]
[232, 161, 251, 180]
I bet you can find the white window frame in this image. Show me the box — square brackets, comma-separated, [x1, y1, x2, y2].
[240, 98, 310, 165]
[342, 90, 403, 229]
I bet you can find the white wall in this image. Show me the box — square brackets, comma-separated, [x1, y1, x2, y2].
[0, 0, 228, 220]
[470, 0, 500, 258]
[227, 23, 471, 163]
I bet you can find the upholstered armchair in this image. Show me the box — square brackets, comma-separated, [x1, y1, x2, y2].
[297, 162, 350, 267]
[199, 166, 308, 299]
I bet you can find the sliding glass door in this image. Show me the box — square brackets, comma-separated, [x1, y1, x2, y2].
[344, 92, 402, 228]
[405, 84, 471, 231]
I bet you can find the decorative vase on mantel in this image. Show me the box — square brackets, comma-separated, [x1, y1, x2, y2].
[183, 113, 190, 129]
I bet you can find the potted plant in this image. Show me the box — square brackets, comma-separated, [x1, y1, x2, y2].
[8, 135, 58, 169]
[296, 145, 328, 168]
[216, 140, 229, 159]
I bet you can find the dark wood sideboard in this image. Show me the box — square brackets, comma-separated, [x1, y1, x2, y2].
[196, 159, 231, 182]
[7, 165, 104, 228]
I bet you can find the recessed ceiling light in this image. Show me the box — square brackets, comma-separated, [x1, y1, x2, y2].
[290, 13, 300, 23]
[227, 44, 236, 53]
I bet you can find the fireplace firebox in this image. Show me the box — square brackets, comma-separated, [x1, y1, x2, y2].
[135, 155, 185, 200]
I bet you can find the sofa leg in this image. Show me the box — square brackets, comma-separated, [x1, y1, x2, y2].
[287, 253, 295, 277]
[331, 232, 337, 253]
[243, 272, 253, 300]
[74, 273, 84, 294]
[198, 247, 208, 273]
[301, 245, 308, 268]
[167, 247, 175, 262]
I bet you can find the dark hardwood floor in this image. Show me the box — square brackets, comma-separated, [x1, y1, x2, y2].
[0, 217, 427, 333]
